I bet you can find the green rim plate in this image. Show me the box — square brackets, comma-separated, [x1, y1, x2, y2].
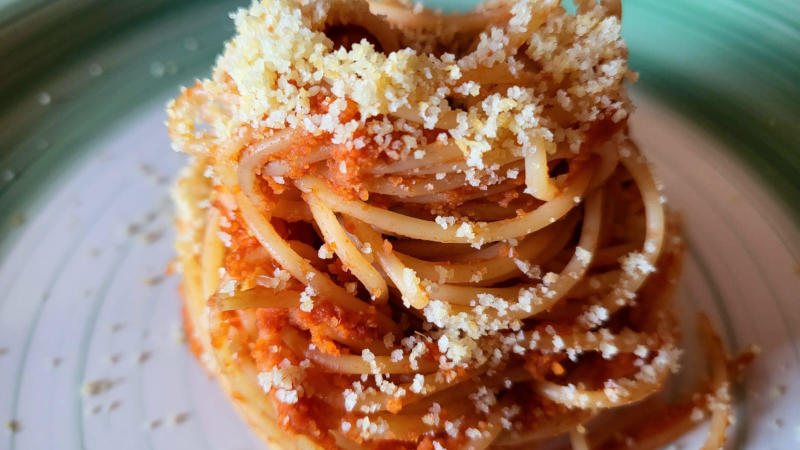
[0, 1, 798, 449]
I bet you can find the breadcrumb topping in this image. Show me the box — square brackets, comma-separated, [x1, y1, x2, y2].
[168, 0, 633, 194]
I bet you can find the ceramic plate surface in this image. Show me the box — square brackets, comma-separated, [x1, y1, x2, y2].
[1, 1, 798, 448]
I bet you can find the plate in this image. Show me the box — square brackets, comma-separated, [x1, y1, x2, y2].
[1, 1, 798, 448]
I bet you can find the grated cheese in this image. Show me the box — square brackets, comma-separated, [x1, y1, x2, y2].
[574, 246, 592, 266]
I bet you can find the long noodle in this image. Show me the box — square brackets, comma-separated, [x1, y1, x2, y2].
[167, 0, 749, 448]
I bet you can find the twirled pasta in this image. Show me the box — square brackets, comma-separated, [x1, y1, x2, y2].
[168, 0, 748, 448]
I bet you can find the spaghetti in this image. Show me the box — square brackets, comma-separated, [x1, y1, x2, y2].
[168, 0, 748, 448]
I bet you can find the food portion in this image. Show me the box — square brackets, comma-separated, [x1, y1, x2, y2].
[167, 0, 744, 448]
